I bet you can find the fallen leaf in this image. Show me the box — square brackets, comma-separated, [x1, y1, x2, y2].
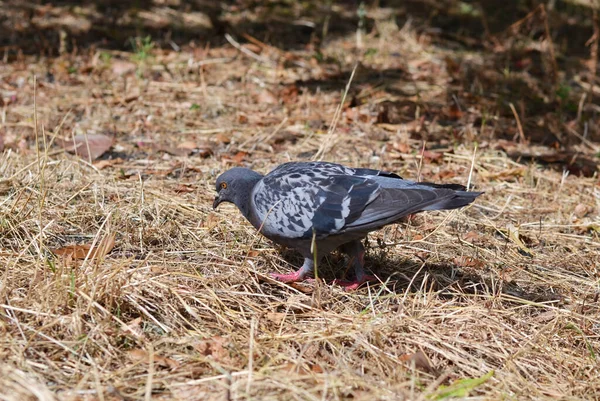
[310, 363, 324, 374]
[112, 60, 136, 76]
[453, 256, 485, 268]
[431, 170, 458, 181]
[59, 133, 114, 160]
[289, 282, 314, 293]
[280, 84, 298, 104]
[196, 143, 213, 158]
[94, 233, 116, 260]
[0, 179, 13, 195]
[394, 141, 411, 153]
[246, 250, 260, 258]
[256, 89, 277, 105]
[178, 140, 197, 150]
[280, 362, 312, 375]
[126, 349, 179, 369]
[232, 151, 247, 164]
[574, 204, 589, 219]
[53, 233, 115, 260]
[238, 113, 249, 124]
[265, 312, 286, 325]
[422, 150, 444, 163]
[215, 133, 231, 144]
[174, 184, 196, 194]
[400, 350, 435, 373]
[463, 231, 481, 242]
[193, 336, 233, 364]
[157, 145, 192, 156]
[480, 167, 526, 181]
[93, 160, 115, 169]
[121, 317, 143, 338]
[203, 213, 220, 230]
[445, 104, 464, 120]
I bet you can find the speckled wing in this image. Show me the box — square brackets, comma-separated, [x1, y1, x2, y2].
[250, 161, 480, 240]
[250, 162, 381, 239]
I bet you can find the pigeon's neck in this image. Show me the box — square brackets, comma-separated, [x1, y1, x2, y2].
[235, 174, 263, 224]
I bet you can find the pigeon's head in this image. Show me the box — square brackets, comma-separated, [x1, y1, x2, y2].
[213, 167, 264, 214]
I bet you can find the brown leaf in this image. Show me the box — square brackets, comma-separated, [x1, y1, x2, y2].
[53, 243, 92, 260]
[126, 349, 149, 363]
[157, 145, 191, 157]
[126, 349, 179, 370]
[60, 133, 113, 160]
[197, 142, 214, 158]
[93, 159, 118, 170]
[215, 133, 231, 144]
[155, 355, 180, 369]
[193, 336, 230, 363]
[400, 350, 435, 373]
[53, 233, 115, 260]
[280, 84, 299, 104]
[310, 363, 324, 373]
[415, 251, 430, 261]
[256, 89, 278, 105]
[388, 141, 410, 153]
[453, 256, 485, 268]
[431, 169, 458, 181]
[121, 317, 143, 338]
[480, 167, 526, 181]
[0, 179, 13, 195]
[232, 151, 247, 165]
[445, 105, 464, 120]
[204, 213, 220, 231]
[177, 140, 198, 152]
[174, 184, 196, 194]
[238, 113, 249, 124]
[246, 250, 260, 258]
[289, 282, 314, 293]
[94, 233, 116, 260]
[280, 362, 311, 375]
[265, 312, 286, 325]
[574, 204, 589, 219]
[422, 150, 444, 163]
[463, 231, 481, 242]
[112, 60, 136, 76]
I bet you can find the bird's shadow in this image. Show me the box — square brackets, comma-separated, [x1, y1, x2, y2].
[275, 247, 563, 305]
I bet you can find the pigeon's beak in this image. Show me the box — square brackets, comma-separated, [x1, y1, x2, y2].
[213, 196, 222, 210]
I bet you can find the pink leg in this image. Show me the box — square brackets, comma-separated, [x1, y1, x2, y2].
[270, 257, 314, 283]
[333, 241, 379, 291]
[271, 270, 308, 283]
[333, 275, 379, 291]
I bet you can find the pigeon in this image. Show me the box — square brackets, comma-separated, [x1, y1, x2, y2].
[213, 161, 482, 290]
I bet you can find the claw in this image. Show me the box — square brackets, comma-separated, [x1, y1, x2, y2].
[270, 271, 308, 283]
[333, 275, 378, 291]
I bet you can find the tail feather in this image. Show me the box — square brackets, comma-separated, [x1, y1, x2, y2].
[422, 190, 483, 211]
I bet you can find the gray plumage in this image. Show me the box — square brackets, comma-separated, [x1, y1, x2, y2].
[214, 161, 482, 289]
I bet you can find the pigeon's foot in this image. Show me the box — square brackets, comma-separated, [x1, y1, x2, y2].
[270, 271, 310, 283]
[333, 275, 378, 291]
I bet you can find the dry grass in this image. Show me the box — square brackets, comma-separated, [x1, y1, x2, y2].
[1, 3, 600, 400]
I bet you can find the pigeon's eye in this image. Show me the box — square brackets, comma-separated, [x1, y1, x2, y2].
[220, 182, 227, 189]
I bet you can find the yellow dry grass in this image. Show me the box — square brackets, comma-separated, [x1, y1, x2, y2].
[1, 5, 599, 401]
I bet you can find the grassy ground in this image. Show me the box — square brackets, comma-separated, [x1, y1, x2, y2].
[1, 2, 599, 400]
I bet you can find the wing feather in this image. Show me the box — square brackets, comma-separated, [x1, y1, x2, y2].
[251, 161, 481, 240]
